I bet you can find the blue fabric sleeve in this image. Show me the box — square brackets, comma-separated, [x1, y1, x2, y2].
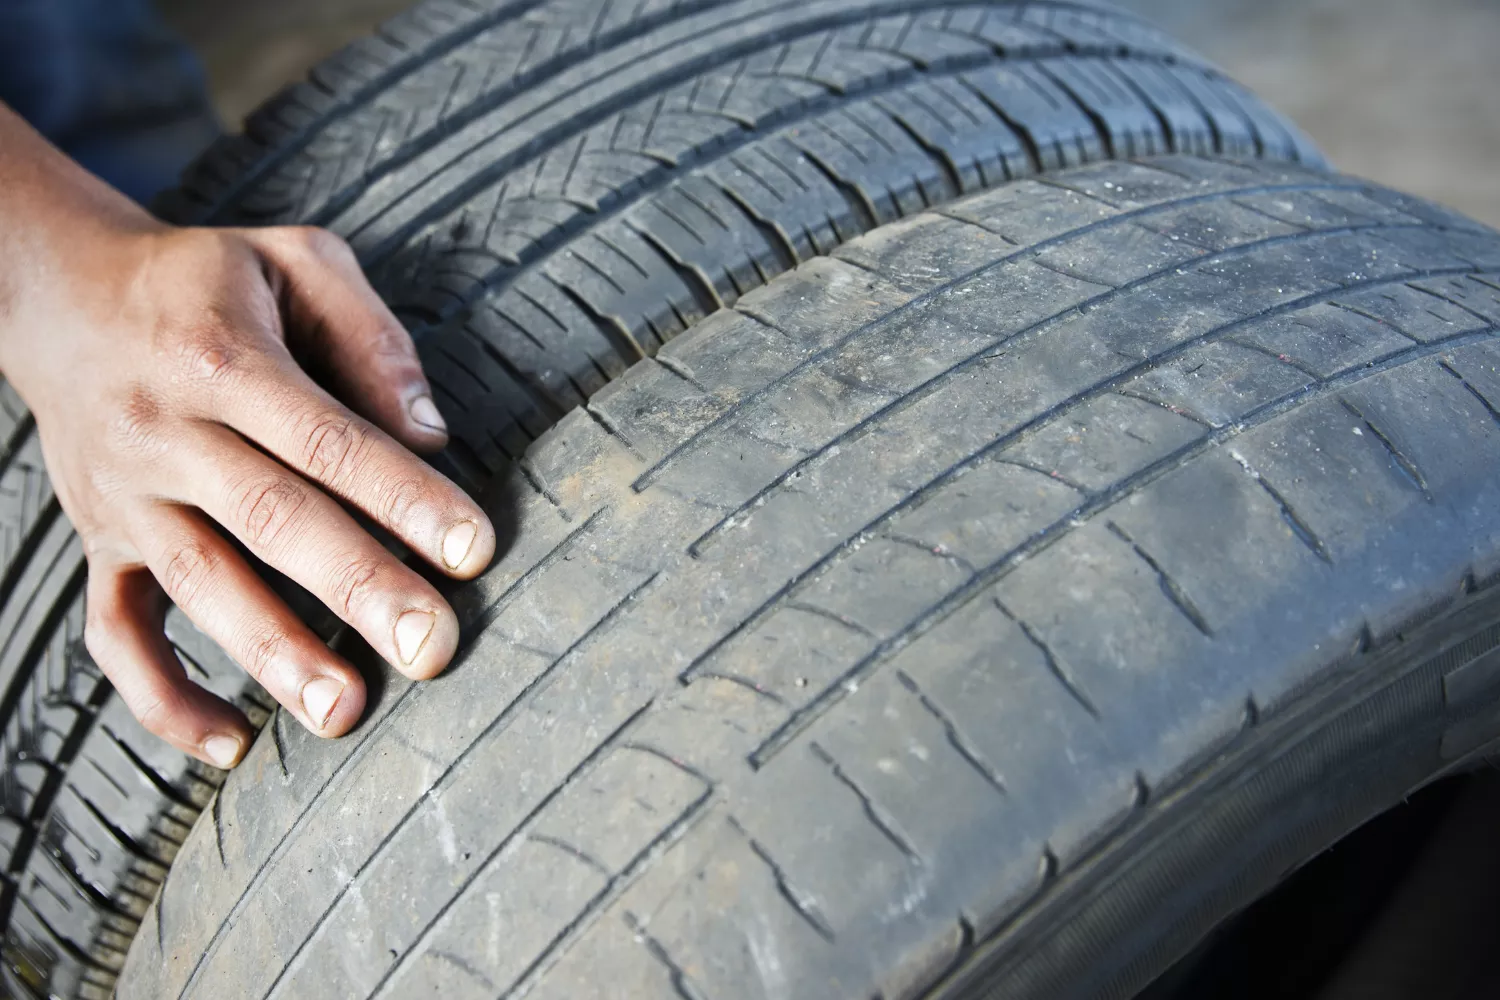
[0, 0, 219, 204]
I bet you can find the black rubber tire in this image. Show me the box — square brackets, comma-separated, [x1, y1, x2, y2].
[0, 2, 1320, 998]
[117, 155, 1500, 1000]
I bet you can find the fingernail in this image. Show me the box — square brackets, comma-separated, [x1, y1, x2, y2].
[442, 521, 477, 570]
[410, 395, 447, 434]
[301, 677, 345, 729]
[204, 734, 244, 769]
[395, 609, 435, 666]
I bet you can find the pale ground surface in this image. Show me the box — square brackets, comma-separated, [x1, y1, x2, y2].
[157, 0, 1500, 225]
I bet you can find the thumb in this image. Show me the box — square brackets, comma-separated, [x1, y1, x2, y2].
[242, 226, 448, 454]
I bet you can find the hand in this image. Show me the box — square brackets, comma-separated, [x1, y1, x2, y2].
[0, 107, 495, 769]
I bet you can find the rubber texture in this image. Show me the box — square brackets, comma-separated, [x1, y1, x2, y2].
[0, 2, 1320, 997]
[113, 156, 1500, 1000]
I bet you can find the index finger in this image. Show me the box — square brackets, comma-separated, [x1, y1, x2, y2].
[211, 354, 494, 580]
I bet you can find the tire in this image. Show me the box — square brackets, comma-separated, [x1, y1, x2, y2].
[117, 155, 1500, 1000]
[0, 2, 1318, 998]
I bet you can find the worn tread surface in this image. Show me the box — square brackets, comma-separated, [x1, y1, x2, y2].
[120, 157, 1500, 1000]
[0, 2, 1320, 996]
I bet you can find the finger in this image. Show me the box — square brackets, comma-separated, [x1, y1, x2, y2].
[196, 350, 494, 580]
[244, 226, 446, 454]
[176, 421, 460, 680]
[84, 564, 254, 768]
[133, 503, 368, 737]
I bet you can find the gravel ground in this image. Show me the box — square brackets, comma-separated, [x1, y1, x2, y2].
[157, 0, 1500, 226]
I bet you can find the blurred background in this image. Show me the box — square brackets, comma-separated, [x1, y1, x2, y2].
[155, 0, 1500, 229]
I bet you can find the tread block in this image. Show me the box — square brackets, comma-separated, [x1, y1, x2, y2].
[1332, 283, 1494, 343]
[376, 836, 610, 997]
[517, 906, 683, 1000]
[1031, 219, 1212, 286]
[614, 811, 841, 998]
[798, 537, 972, 638]
[960, 63, 1105, 171]
[1160, 64, 1263, 158]
[871, 77, 1030, 190]
[833, 210, 1028, 293]
[992, 520, 1236, 785]
[629, 174, 786, 302]
[1410, 274, 1500, 325]
[731, 255, 918, 351]
[1109, 60, 1216, 156]
[887, 457, 1082, 567]
[886, 593, 1134, 881]
[1037, 57, 1168, 159]
[1230, 303, 1414, 378]
[699, 604, 880, 709]
[1003, 390, 1204, 490]
[705, 139, 867, 261]
[1120, 340, 1315, 428]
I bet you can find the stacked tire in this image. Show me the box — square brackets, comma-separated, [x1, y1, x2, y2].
[1, 1, 1497, 999]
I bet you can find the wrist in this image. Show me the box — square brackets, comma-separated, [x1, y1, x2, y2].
[0, 104, 167, 383]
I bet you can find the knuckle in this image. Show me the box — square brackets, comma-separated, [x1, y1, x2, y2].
[160, 540, 220, 606]
[295, 411, 370, 485]
[231, 473, 310, 548]
[106, 385, 167, 456]
[363, 317, 418, 363]
[329, 555, 386, 619]
[177, 328, 245, 386]
[82, 615, 122, 669]
[374, 474, 432, 530]
[132, 690, 178, 740]
[238, 628, 289, 684]
[287, 226, 352, 264]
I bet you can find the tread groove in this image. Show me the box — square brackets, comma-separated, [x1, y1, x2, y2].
[1106, 521, 1215, 638]
[895, 669, 1008, 795]
[1227, 449, 1334, 565]
[726, 815, 837, 942]
[269, 711, 290, 780]
[622, 911, 708, 1000]
[526, 834, 612, 877]
[210, 795, 225, 868]
[993, 598, 1102, 718]
[100, 728, 196, 810]
[1439, 359, 1500, 430]
[494, 788, 717, 1000]
[808, 742, 922, 862]
[782, 600, 879, 639]
[1340, 398, 1434, 501]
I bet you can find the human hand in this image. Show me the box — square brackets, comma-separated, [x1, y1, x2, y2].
[0, 109, 494, 769]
